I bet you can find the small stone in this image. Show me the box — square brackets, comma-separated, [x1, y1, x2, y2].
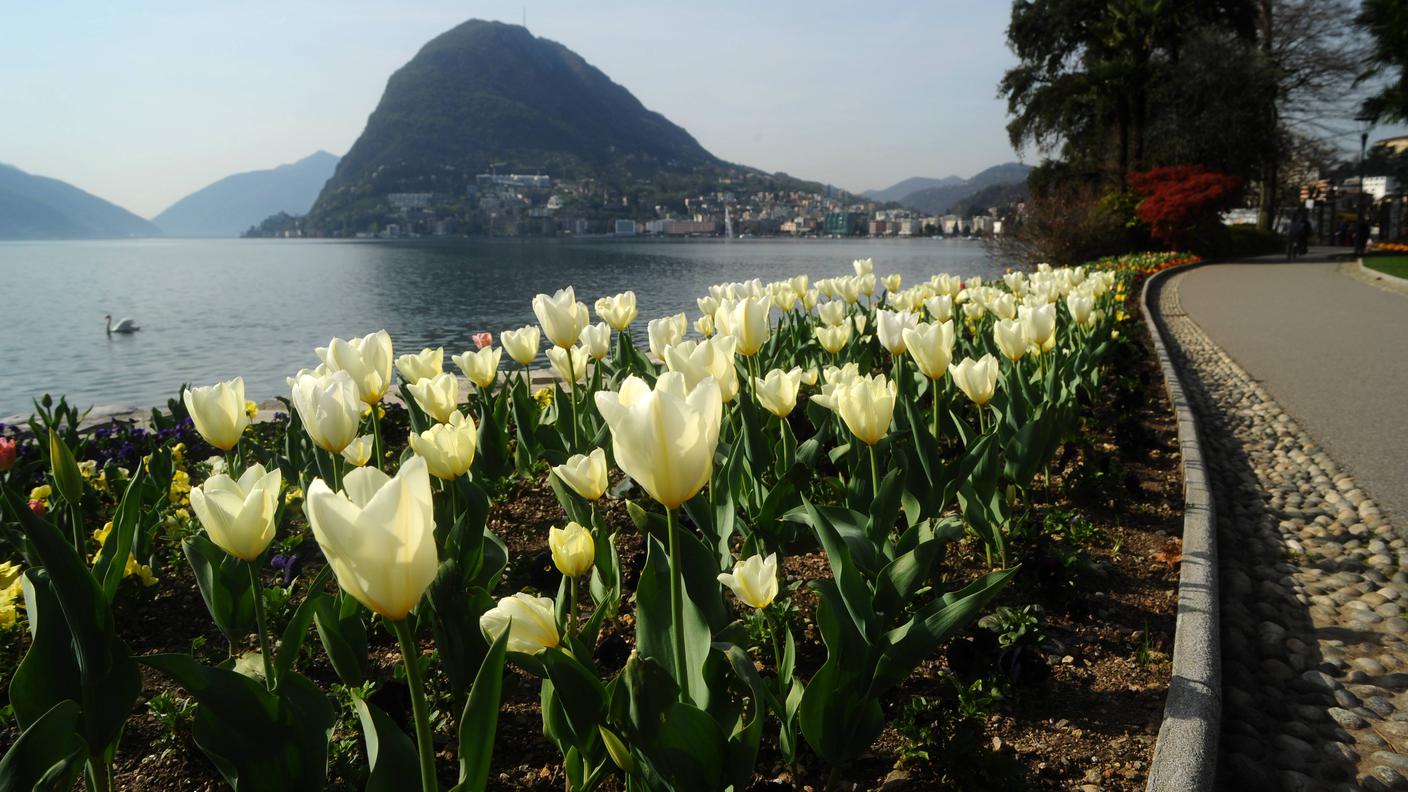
[1300, 669, 1338, 692]
[1330, 707, 1369, 729]
[1365, 696, 1397, 717]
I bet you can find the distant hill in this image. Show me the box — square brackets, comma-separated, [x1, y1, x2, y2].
[897, 162, 1032, 215]
[0, 164, 159, 240]
[862, 175, 963, 204]
[309, 19, 724, 230]
[154, 151, 339, 237]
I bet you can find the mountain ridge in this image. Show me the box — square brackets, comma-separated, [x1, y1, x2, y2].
[889, 162, 1032, 214]
[0, 164, 159, 240]
[154, 151, 339, 237]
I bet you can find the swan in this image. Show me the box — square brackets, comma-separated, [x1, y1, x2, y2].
[105, 314, 140, 335]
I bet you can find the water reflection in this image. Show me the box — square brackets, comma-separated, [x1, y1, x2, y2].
[1, 237, 998, 414]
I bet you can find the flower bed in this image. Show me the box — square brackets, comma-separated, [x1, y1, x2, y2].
[0, 257, 1182, 790]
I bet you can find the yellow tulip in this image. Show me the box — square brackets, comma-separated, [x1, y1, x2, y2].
[579, 322, 611, 361]
[407, 372, 460, 423]
[925, 295, 953, 322]
[950, 355, 1000, 406]
[663, 335, 739, 403]
[903, 320, 956, 380]
[552, 447, 608, 501]
[340, 435, 375, 467]
[717, 553, 779, 609]
[407, 411, 477, 480]
[501, 326, 541, 367]
[1019, 303, 1057, 352]
[317, 330, 394, 405]
[817, 300, 848, 327]
[593, 372, 721, 510]
[549, 522, 595, 578]
[183, 378, 250, 451]
[547, 345, 590, 392]
[189, 463, 281, 561]
[306, 456, 437, 620]
[875, 309, 918, 356]
[815, 323, 851, 355]
[1067, 293, 1096, 327]
[714, 296, 771, 356]
[753, 367, 804, 418]
[453, 347, 502, 390]
[533, 286, 590, 348]
[993, 319, 1027, 362]
[395, 347, 443, 385]
[647, 313, 687, 360]
[694, 314, 715, 337]
[288, 370, 362, 454]
[852, 257, 873, 277]
[882, 274, 902, 293]
[479, 593, 560, 654]
[835, 374, 896, 446]
[595, 291, 638, 331]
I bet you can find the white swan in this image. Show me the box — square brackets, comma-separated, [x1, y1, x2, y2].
[105, 314, 140, 335]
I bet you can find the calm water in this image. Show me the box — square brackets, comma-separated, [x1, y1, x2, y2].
[0, 237, 1000, 415]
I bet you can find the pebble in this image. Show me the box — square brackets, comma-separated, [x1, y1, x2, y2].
[1157, 273, 1408, 788]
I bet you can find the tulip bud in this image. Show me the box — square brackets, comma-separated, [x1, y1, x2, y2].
[903, 320, 956, 380]
[407, 372, 460, 423]
[835, 374, 897, 446]
[817, 300, 848, 327]
[1019, 303, 1057, 352]
[718, 553, 779, 609]
[579, 322, 611, 361]
[317, 330, 393, 405]
[815, 323, 851, 355]
[693, 314, 715, 337]
[453, 346, 503, 390]
[288, 370, 363, 454]
[472, 331, 493, 349]
[753, 367, 804, 418]
[533, 287, 590, 348]
[407, 411, 477, 481]
[1067, 292, 1096, 328]
[549, 522, 595, 578]
[882, 274, 902, 293]
[853, 313, 868, 335]
[875, 309, 918, 356]
[501, 326, 541, 367]
[715, 296, 771, 356]
[479, 592, 561, 654]
[341, 435, 374, 467]
[595, 291, 638, 331]
[547, 345, 589, 392]
[0, 437, 16, 472]
[594, 373, 722, 510]
[552, 447, 608, 501]
[189, 464, 282, 561]
[647, 313, 687, 360]
[950, 355, 1000, 406]
[600, 727, 635, 772]
[306, 456, 437, 620]
[183, 378, 251, 451]
[852, 257, 873, 277]
[925, 295, 953, 322]
[395, 347, 443, 385]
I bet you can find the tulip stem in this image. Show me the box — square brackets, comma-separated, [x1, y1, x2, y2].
[246, 561, 275, 692]
[665, 508, 689, 703]
[392, 618, 438, 792]
[930, 379, 940, 441]
[868, 443, 880, 505]
[370, 404, 385, 471]
[568, 575, 579, 638]
[567, 387, 579, 452]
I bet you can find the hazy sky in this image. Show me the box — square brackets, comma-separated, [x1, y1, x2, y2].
[3, 2, 1400, 218]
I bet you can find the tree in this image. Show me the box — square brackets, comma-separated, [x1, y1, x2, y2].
[999, 0, 1258, 184]
[1130, 165, 1243, 248]
[1356, 0, 1408, 124]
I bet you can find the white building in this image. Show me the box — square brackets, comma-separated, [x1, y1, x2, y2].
[614, 219, 637, 236]
[1364, 176, 1400, 201]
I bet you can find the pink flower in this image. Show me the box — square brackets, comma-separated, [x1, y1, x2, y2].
[472, 332, 493, 350]
[0, 438, 15, 472]
[27, 499, 44, 517]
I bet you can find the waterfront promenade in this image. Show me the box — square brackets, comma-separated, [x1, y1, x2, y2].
[1154, 253, 1408, 789]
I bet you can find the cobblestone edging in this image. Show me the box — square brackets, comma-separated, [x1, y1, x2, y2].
[1350, 259, 1408, 297]
[1153, 267, 1408, 791]
[1141, 264, 1221, 792]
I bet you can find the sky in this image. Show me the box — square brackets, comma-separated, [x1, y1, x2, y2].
[0, 1, 1028, 218]
[3, 2, 1401, 219]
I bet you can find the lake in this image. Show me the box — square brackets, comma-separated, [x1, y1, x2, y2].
[1, 237, 1001, 416]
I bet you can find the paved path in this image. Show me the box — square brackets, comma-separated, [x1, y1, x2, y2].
[1153, 263, 1408, 790]
[1178, 257, 1408, 524]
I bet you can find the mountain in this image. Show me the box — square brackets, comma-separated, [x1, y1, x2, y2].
[0, 164, 159, 240]
[862, 176, 963, 204]
[154, 151, 339, 237]
[309, 20, 725, 230]
[896, 162, 1033, 215]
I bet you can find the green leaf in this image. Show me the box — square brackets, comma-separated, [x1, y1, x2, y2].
[800, 498, 877, 642]
[0, 699, 86, 792]
[541, 648, 607, 747]
[872, 526, 947, 624]
[46, 429, 83, 505]
[455, 627, 510, 792]
[314, 591, 371, 685]
[141, 654, 334, 791]
[871, 567, 1018, 695]
[713, 642, 768, 791]
[354, 698, 420, 792]
[183, 534, 255, 645]
[274, 566, 333, 684]
[92, 465, 148, 600]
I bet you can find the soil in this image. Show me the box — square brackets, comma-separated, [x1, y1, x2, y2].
[0, 325, 1182, 792]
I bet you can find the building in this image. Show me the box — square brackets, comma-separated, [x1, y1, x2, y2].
[1364, 176, 1400, 202]
[1376, 136, 1408, 155]
[868, 220, 888, 237]
[614, 219, 637, 236]
[824, 212, 861, 236]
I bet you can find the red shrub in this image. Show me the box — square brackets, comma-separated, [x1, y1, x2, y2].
[1130, 165, 1243, 249]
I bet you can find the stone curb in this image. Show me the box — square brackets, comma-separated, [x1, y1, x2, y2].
[1353, 258, 1408, 295]
[1141, 262, 1221, 792]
